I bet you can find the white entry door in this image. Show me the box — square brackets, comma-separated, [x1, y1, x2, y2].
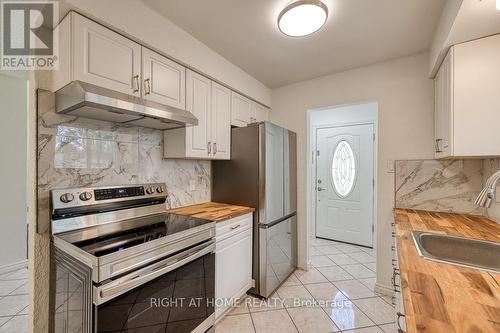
[316, 124, 374, 247]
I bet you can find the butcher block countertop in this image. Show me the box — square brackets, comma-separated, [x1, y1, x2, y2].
[393, 208, 500, 333]
[168, 202, 254, 222]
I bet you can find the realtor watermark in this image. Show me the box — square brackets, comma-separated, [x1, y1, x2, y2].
[150, 296, 352, 309]
[1, 0, 58, 70]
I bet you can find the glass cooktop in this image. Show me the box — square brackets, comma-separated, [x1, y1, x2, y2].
[73, 213, 212, 257]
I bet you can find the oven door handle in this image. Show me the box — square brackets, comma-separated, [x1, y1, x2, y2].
[94, 240, 215, 305]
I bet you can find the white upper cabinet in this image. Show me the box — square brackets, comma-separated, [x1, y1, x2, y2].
[434, 34, 500, 158]
[434, 49, 453, 158]
[231, 91, 270, 127]
[211, 82, 232, 159]
[142, 47, 185, 109]
[164, 70, 231, 160]
[55, 12, 142, 96]
[253, 102, 269, 122]
[231, 92, 253, 127]
[185, 70, 212, 158]
[53, 12, 186, 108]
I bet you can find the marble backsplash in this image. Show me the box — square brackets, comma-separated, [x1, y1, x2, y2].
[394, 159, 484, 215]
[37, 89, 211, 231]
[483, 158, 500, 223]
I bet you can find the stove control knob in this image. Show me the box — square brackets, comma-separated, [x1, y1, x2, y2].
[60, 193, 74, 203]
[79, 192, 93, 201]
[146, 187, 155, 194]
[156, 186, 164, 193]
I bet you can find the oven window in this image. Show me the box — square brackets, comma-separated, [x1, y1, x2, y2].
[96, 253, 215, 332]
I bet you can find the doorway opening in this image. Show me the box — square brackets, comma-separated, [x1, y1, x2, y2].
[306, 101, 378, 283]
[0, 71, 30, 331]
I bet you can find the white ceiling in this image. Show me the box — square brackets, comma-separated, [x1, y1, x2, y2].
[142, 0, 445, 88]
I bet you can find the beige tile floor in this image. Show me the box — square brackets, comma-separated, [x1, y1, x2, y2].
[0, 268, 29, 333]
[216, 238, 396, 333]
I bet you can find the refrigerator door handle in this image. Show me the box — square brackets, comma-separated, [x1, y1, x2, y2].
[259, 213, 296, 229]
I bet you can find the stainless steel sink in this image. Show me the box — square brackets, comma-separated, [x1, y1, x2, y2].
[412, 231, 500, 273]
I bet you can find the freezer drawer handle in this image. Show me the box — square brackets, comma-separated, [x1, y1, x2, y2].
[97, 240, 215, 303]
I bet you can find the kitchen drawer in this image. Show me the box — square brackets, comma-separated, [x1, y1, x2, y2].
[216, 213, 252, 242]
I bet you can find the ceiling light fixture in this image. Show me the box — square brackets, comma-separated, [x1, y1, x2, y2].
[278, 0, 328, 37]
[497, 0, 500, 10]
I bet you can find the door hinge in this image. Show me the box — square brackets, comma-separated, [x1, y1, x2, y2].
[372, 224, 374, 232]
[373, 133, 376, 141]
[316, 150, 320, 156]
[373, 179, 375, 187]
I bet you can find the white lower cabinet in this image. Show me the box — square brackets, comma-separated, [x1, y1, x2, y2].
[215, 213, 253, 319]
[391, 219, 407, 332]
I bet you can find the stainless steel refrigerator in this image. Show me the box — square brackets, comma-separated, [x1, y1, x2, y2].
[212, 122, 297, 298]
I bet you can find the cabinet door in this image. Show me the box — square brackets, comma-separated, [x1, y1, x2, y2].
[215, 228, 252, 318]
[231, 92, 252, 127]
[211, 82, 231, 160]
[454, 34, 500, 156]
[434, 50, 453, 158]
[252, 102, 269, 122]
[72, 14, 141, 96]
[142, 47, 186, 109]
[185, 70, 211, 158]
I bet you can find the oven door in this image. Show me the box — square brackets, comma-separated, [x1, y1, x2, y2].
[94, 240, 215, 333]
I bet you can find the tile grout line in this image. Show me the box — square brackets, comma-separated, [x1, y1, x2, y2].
[296, 255, 376, 332]
[309, 239, 394, 331]
[245, 301, 258, 333]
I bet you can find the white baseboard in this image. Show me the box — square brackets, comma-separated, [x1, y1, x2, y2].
[0, 260, 28, 275]
[374, 282, 394, 297]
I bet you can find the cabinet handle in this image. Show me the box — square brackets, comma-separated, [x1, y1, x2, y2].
[230, 224, 241, 230]
[392, 268, 401, 292]
[435, 139, 443, 153]
[213, 142, 217, 155]
[132, 75, 139, 93]
[144, 78, 151, 95]
[207, 141, 211, 155]
[397, 312, 406, 332]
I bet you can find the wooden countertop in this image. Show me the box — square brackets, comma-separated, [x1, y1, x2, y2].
[168, 202, 254, 222]
[393, 209, 500, 333]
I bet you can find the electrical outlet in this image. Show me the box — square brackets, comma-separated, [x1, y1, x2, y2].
[189, 180, 196, 191]
[387, 160, 395, 173]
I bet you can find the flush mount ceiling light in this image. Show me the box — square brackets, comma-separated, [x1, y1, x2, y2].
[278, 0, 328, 37]
[497, 0, 500, 11]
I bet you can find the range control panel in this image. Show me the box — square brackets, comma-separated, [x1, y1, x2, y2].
[51, 183, 167, 211]
[94, 186, 145, 201]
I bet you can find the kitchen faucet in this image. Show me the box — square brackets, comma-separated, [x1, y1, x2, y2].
[475, 170, 500, 208]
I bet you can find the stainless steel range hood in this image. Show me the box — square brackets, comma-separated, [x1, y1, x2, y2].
[55, 81, 198, 130]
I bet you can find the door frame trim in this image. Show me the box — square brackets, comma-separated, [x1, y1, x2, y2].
[306, 101, 378, 268]
[313, 122, 375, 246]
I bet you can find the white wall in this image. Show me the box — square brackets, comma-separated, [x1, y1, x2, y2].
[0, 72, 28, 269]
[270, 53, 435, 290]
[59, 0, 272, 107]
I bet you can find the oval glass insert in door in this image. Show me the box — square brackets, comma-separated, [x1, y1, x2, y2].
[331, 140, 356, 197]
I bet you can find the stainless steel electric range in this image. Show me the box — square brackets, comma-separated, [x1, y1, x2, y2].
[50, 183, 215, 333]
